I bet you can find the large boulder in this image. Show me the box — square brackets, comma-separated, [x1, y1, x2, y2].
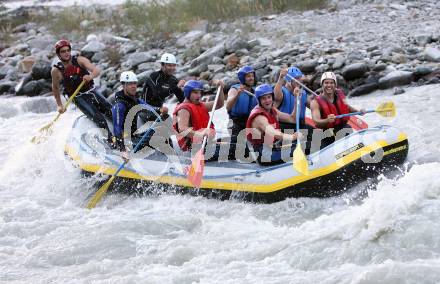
[378, 70, 413, 89]
[31, 60, 52, 80]
[127, 52, 156, 67]
[341, 62, 369, 80]
[18, 56, 37, 73]
[81, 40, 106, 58]
[424, 46, 440, 62]
[190, 43, 225, 68]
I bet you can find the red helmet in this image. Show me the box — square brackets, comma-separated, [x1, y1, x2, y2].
[55, 39, 71, 54]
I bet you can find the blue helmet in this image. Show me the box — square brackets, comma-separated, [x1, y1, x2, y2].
[183, 80, 204, 99]
[237, 66, 255, 85]
[285, 67, 303, 81]
[255, 84, 274, 101]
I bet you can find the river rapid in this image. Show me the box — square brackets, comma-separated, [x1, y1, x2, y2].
[1, 83, 440, 283]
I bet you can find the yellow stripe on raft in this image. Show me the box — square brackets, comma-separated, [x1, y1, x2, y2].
[64, 133, 408, 194]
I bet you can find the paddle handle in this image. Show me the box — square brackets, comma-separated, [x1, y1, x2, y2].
[335, 110, 373, 119]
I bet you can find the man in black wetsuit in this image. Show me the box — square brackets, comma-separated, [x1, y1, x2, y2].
[141, 53, 186, 120]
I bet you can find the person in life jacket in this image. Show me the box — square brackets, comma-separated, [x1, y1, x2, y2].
[246, 84, 302, 165]
[310, 71, 366, 148]
[141, 53, 185, 121]
[112, 71, 162, 159]
[226, 66, 258, 140]
[172, 79, 225, 160]
[274, 67, 314, 131]
[51, 39, 113, 142]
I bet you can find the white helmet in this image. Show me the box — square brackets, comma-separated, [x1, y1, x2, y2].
[160, 53, 177, 64]
[321, 72, 337, 86]
[120, 71, 138, 83]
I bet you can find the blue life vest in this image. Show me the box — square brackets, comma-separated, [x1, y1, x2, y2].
[279, 86, 307, 122]
[228, 84, 257, 119]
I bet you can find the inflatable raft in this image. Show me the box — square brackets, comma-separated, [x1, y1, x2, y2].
[65, 116, 408, 202]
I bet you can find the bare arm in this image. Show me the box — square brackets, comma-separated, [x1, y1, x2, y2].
[204, 81, 225, 111]
[51, 68, 65, 113]
[277, 108, 296, 124]
[274, 68, 287, 109]
[252, 115, 299, 143]
[226, 86, 240, 111]
[77, 56, 100, 82]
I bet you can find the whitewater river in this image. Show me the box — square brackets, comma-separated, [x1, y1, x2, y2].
[1, 84, 440, 283]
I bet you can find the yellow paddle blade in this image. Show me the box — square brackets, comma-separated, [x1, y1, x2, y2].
[86, 175, 116, 209]
[376, 101, 396, 117]
[293, 143, 309, 175]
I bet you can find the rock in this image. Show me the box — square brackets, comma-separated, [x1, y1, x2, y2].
[413, 66, 433, 77]
[346, 50, 365, 61]
[332, 55, 346, 69]
[207, 64, 225, 73]
[31, 60, 51, 80]
[81, 40, 106, 54]
[255, 68, 268, 80]
[127, 52, 156, 67]
[188, 63, 208, 76]
[190, 43, 225, 68]
[341, 62, 369, 80]
[391, 53, 407, 64]
[17, 56, 37, 73]
[414, 34, 432, 46]
[91, 52, 105, 62]
[224, 53, 239, 69]
[372, 63, 387, 72]
[379, 70, 413, 89]
[393, 87, 405, 95]
[0, 65, 15, 80]
[366, 45, 379, 52]
[20, 80, 42, 96]
[120, 43, 137, 55]
[295, 59, 318, 73]
[348, 83, 379, 97]
[424, 46, 440, 62]
[26, 35, 55, 51]
[176, 30, 205, 48]
[0, 80, 16, 95]
[225, 36, 248, 54]
[255, 37, 272, 47]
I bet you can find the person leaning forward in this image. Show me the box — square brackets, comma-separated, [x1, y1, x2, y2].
[51, 39, 113, 142]
[172, 80, 225, 161]
[246, 84, 301, 165]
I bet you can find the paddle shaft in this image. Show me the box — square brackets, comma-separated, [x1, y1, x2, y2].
[200, 86, 222, 150]
[335, 110, 374, 119]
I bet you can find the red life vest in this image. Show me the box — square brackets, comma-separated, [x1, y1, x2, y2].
[53, 55, 93, 96]
[172, 101, 214, 151]
[315, 89, 350, 128]
[246, 106, 280, 146]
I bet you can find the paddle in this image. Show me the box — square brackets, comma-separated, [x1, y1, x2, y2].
[292, 87, 309, 175]
[31, 80, 85, 144]
[186, 86, 222, 187]
[86, 117, 161, 209]
[335, 101, 396, 119]
[285, 73, 368, 129]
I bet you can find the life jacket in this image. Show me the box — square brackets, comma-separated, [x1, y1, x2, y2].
[228, 84, 257, 120]
[246, 106, 280, 147]
[173, 101, 214, 151]
[315, 89, 350, 128]
[278, 86, 307, 123]
[112, 90, 142, 137]
[53, 55, 93, 96]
